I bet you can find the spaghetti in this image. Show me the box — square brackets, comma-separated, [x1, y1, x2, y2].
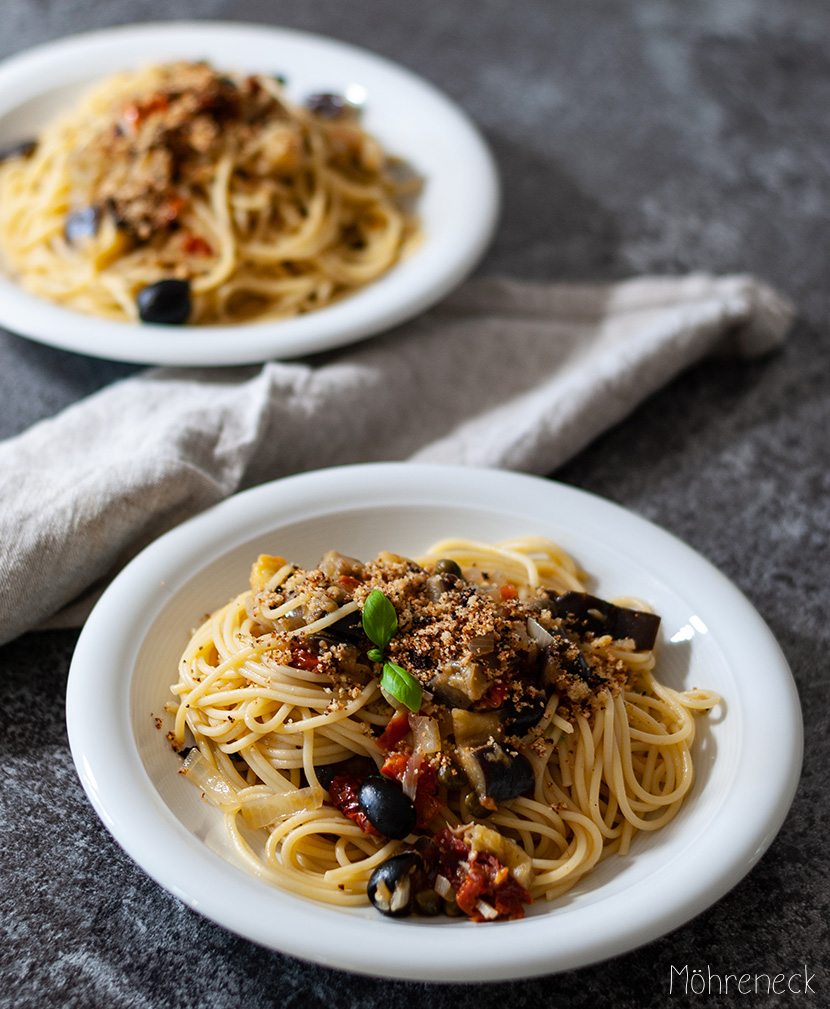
[0, 61, 420, 325]
[167, 538, 719, 921]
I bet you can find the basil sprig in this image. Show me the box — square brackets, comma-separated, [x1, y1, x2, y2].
[362, 589, 398, 651]
[362, 589, 422, 712]
[380, 662, 423, 713]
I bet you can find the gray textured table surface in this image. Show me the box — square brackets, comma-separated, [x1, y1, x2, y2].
[1, 2, 827, 1007]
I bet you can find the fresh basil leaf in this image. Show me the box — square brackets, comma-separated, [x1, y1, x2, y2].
[362, 589, 398, 650]
[367, 647, 384, 663]
[381, 661, 422, 713]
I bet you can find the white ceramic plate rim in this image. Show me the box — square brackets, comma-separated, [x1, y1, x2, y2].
[0, 22, 499, 365]
[66, 464, 803, 981]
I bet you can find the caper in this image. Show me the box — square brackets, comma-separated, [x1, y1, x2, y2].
[436, 760, 467, 790]
[433, 558, 463, 578]
[414, 889, 442, 916]
[460, 787, 493, 820]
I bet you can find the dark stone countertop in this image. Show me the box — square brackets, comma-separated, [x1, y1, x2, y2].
[1, 2, 827, 1007]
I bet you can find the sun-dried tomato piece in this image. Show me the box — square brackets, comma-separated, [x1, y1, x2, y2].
[328, 773, 379, 836]
[377, 710, 410, 751]
[161, 195, 186, 223]
[292, 647, 320, 671]
[434, 828, 531, 921]
[473, 681, 508, 710]
[183, 234, 213, 256]
[455, 854, 530, 920]
[411, 761, 443, 828]
[434, 827, 470, 884]
[381, 750, 408, 780]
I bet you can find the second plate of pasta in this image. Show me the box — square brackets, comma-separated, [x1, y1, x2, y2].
[0, 22, 499, 364]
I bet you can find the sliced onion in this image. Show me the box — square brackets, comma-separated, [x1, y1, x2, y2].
[401, 753, 422, 800]
[240, 786, 324, 829]
[469, 634, 495, 656]
[475, 899, 499, 920]
[434, 874, 454, 900]
[180, 749, 240, 813]
[410, 714, 441, 755]
[512, 621, 531, 648]
[527, 616, 554, 646]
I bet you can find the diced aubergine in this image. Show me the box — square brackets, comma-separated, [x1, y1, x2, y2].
[428, 679, 474, 710]
[540, 634, 596, 685]
[427, 661, 489, 710]
[457, 741, 535, 808]
[451, 708, 502, 748]
[305, 92, 348, 118]
[319, 608, 365, 644]
[555, 592, 661, 650]
[499, 687, 548, 736]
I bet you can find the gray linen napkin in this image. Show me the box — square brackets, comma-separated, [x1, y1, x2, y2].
[0, 273, 794, 645]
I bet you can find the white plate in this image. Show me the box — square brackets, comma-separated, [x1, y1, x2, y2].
[66, 464, 802, 981]
[0, 23, 498, 366]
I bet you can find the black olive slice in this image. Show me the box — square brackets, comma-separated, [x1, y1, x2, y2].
[367, 852, 420, 917]
[0, 139, 36, 163]
[357, 776, 416, 839]
[136, 278, 192, 325]
[64, 206, 101, 245]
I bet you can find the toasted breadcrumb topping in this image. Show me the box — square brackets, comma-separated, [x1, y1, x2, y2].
[247, 549, 638, 729]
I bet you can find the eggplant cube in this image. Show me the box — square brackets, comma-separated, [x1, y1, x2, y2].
[458, 741, 534, 809]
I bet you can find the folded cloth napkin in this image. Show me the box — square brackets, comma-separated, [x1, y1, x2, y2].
[0, 273, 794, 646]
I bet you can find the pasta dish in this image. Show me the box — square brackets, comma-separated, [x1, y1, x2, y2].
[168, 537, 719, 921]
[0, 61, 420, 326]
